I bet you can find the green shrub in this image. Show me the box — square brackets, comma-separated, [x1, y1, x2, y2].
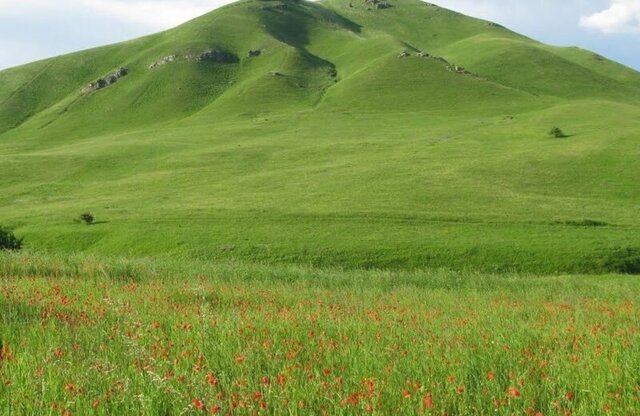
[549, 127, 567, 138]
[601, 247, 640, 274]
[0, 227, 22, 251]
[80, 213, 95, 225]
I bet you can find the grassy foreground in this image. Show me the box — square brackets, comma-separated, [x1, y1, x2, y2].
[1, 253, 638, 415]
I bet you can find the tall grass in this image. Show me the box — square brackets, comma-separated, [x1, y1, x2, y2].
[1, 253, 638, 414]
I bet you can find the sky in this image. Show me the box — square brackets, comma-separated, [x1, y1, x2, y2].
[0, 0, 639, 71]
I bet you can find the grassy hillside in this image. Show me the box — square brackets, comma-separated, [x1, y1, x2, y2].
[1, 0, 639, 273]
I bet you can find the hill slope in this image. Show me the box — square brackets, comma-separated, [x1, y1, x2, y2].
[1, 0, 639, 273]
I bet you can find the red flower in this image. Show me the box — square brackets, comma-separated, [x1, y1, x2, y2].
[206, 373, 219, 386]
[402, 389, 411, 399]
[487, 372, 496, 380]
[507, 387, 521, 398]
[192, 398, 205, 410]
[565, 392, 575, 401]
[209, 404, 221, 414]
[423, 393, 434, 409]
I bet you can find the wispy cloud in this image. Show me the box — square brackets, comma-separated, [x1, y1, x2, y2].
[580, 0, 640, 34]
[0, 0, 228, 29]
[84, 0, 226, 28]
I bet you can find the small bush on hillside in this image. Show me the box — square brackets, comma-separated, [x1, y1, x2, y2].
[561, 219, 609, 227]
[0, 227, 22, 251]
[80, 213, 95, 225]
[600, 247, 640, 274]
[549, 127, 568, 138]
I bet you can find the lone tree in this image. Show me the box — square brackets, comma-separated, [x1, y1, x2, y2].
[549, 127, 568, 138]
[80, 213, 95, 225]
[0, 226, 22, 251]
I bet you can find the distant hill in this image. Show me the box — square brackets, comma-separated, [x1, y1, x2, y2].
[1, 0, 639, 273]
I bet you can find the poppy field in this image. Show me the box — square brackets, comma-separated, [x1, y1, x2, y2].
[1, 253, 639, 415]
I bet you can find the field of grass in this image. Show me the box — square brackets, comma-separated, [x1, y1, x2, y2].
[1, 3, 640, 412]
[0, 253, 639, 415]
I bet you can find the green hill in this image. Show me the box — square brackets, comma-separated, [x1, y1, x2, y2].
[1, 0, 639, 273]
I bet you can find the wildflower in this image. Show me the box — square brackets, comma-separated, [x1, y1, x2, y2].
[565, 392, 575, 401]
[0, 344, 12, 362]
[192, 398, 205, 410]
[487, 371, 496, 380]
[206, 373, 219, 386]
[261, 376, 270, 385]
[423, 393, 434, 409]
[402, 389, 411, 399]
[235, 355, 246, 364]
[507, 387, 521, 398]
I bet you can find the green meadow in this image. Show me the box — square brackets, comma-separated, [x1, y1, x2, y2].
[1, 253, 639, 415]
[1, 0, 639, 272]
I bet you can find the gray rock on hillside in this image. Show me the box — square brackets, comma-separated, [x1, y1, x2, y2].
[198, 50, 238, 63]
[82, 68, 129, 94]
[364, 0, 391, 9]
[149, 55, 177, 69]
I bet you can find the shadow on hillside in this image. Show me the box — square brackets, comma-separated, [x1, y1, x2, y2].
[258, 0, 361, 70]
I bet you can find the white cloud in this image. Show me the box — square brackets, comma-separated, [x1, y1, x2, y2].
[84, 0, 229, 29]
[580, 0, 640, 34]
[0, 0, 230, 29]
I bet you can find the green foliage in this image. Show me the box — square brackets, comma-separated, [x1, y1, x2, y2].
[601, 247, 640, 274]
[79, 213, 94, 225]
[549, 127, 568, 138]
[0, 227, 21, 251]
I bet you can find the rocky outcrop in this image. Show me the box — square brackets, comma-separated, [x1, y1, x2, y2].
[198, 50, 238, 63]
[447, 64, 471, 75]
[364, 0, 391, 9]
[405, 51, 477, 76]
[148, 55, 177, 69]
[82, 68, 129, 94]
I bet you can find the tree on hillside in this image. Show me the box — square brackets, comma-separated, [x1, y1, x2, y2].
[549, 127, 568, 138]
[79, 213, 95, 225]
[0, 227, 22, 251]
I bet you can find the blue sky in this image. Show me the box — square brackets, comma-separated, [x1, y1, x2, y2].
[1, 0, 639, 71]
